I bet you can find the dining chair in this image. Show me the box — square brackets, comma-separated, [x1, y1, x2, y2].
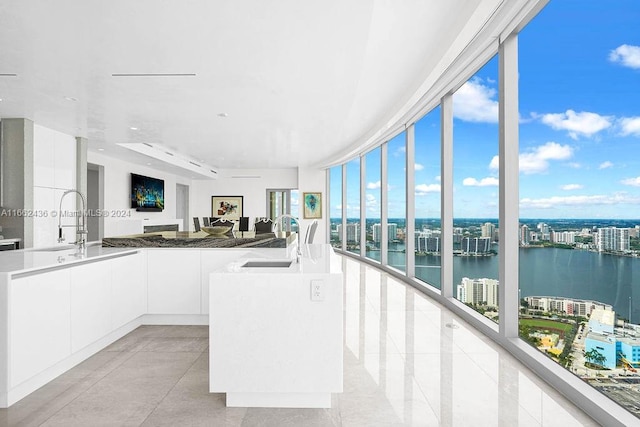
[254, 218, 273, 234]
[203, 217, 210, 227]
[193, 217, 201, 232]
[238, 217, 250, 232]
[305, 220, 318, 243]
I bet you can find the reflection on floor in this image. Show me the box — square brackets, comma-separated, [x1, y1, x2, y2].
[0, 255, 598, 426]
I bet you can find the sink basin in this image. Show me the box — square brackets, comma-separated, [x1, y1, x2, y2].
[241, 260, 293, 268]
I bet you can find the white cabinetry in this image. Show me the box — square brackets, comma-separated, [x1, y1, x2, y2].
[147, 250, 200, 314]
[70, 262, 112, 353]
[10, 269, 71, 388]
[111, 252, 147, 328]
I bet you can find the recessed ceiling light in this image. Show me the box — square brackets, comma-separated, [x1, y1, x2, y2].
[64, 96, 78, 102]
[146, 163, 152, 166]
[97, 148, 105, 151]
[217, 113, 228, 118]
[130, 127, 138, 131]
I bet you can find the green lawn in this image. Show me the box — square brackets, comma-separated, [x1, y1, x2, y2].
[519, 318, 573, 334]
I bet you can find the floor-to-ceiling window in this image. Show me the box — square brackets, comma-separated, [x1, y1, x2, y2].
[325, 2, 640, 422]
[346, 158, 361, 255]
[386, 132, 407, 272]
[414, 106, 442, 289]
[518, 1, 640, 416]
[365, 147, 381, 262]
[452, 57, 500, 320]
[329, 166, 343, 249]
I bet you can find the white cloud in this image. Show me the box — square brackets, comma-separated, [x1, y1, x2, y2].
[599, 161, 614, 169]
[415, 183, 441, 195]
[462, 177, 499, 187]
[452, 77, 498, 123]
[520, 193, 640, 209]
[491, 142, 573, 174]
[539, 110, 613, 139]
[619, 117, 640, 137]
[366, 194, 376, 203]
[367, 180, 381, 189]
[561, 184, 583, 191]
[568, 162, 582, 169]
[435, 175, 441, 182]
[414, 163, 424, 171]
[609, 44, 640, 69]
[621, 177, 640, 187]
[489, 155, 500, 170]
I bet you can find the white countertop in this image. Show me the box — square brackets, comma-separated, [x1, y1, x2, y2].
[212, 244, 341, 275]
[0, 243, 140, 275]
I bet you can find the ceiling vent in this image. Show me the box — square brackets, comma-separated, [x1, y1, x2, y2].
[117, 142, 218, 179]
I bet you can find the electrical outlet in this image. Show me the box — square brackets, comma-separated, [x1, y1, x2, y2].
[310, 279, 323, 301]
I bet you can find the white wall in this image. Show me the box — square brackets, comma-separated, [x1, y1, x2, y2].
[298, 167, 328, 244]
[190, 167, 328, 243]
[83, 156, 328, 242]
[87, 152, 191, 237]
[33, 125, 77, 247]
[190, 169, 298, 225]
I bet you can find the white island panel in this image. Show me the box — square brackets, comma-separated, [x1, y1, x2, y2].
[70, 262, 112, 353]
[209, 245, 343, 408]
[10, 269, 71, 388]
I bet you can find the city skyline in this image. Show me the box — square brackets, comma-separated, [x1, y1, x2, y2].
[331, 1, 640, 220]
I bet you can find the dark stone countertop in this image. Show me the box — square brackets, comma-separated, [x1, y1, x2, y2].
[102, 231, 296, 249]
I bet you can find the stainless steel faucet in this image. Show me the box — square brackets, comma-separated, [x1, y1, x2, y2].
[58, 190, 88, 252]
[272, 214, 302, 263]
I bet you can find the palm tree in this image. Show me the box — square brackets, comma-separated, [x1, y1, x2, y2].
[584, 348, 607, 372]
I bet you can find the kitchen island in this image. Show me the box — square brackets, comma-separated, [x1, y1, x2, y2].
[0, 237, 299, 408]
[209, 244, 343, 408]
[102, 230, 296, 249]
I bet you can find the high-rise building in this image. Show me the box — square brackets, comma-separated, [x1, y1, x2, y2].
[481, 222, 496, 241]
[460, 237, 491, 254]
[596, 227, 630, 252]
[337, 223, 360, 243]
[457, 277, 499, 308]
[372, 223, 398, 243]
[520, 224, 530, 245]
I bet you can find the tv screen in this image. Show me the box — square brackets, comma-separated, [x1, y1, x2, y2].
[130, 173, 164, 211]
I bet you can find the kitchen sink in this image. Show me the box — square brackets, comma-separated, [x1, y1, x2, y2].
[241, 260, 293, 268]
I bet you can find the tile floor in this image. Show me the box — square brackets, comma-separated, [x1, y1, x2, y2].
[0, 255, 598, 426]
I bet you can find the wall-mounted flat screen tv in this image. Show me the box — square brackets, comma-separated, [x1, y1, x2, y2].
[130, 173, 164, 211]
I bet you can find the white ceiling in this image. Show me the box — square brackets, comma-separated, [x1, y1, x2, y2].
[0, 0, 509, 174]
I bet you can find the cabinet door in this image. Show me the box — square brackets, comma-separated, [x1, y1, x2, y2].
[70, 262, 111, 353]
[10, 270, 71, 388]
[111, 252, 147, 328]
[147, 250, 200, 314]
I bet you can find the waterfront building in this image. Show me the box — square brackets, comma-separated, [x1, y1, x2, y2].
[520, 224, 530, 246]
[618, 338, 640, 369]
[460, 237, 491, 254]
[584, 332, 617, 369]
[481, 222, 496, 241]
[589, 308, 615, 334]
[415, 232, 441, 253]
[596, 227, 630, 252]
[551, 231, 576, 245]
[372, 223, 398, 243]
[337, 223, 360, 243]
[525, 296, 613, 317]
[537, 223, 551, 241]
[457, 277, 499, 308]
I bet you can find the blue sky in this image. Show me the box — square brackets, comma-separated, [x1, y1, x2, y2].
[332, 1, 640, 219]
